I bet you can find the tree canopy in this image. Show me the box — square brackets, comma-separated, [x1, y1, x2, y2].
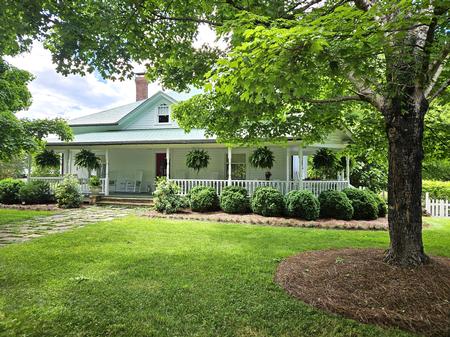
[2, 0, 449, 266]
[0, 35, 72, 160]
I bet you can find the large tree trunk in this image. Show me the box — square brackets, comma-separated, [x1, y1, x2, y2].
[383, 95, 430, 267]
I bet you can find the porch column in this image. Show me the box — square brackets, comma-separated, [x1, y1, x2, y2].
[62, 150, 69, 175]
[302, 155, 308, 179]
[286, 147, 290, 193]
[105, 149, 109, 196]
[227, 147, 232, 186]
[68, 150, 72, 174]
[345, 155, 350, 184]
[298, 146, 303, 189]
[27, 154, 32, 182]
[166, 147, 170, 179]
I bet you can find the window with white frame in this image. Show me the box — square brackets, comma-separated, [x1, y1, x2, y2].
[157, 103, 170, 123]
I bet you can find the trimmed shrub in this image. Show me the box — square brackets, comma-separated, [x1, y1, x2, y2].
[422, 180, 450, 200]
[251, 187, 285, 217]
[153, 178, 184, 214]
[19, 181, 54, 204]
[285, 190, 320, 220]
[221, 185, 248, 198]
[220, 186, 250, 214]
[343, 188, 378, 220]
[187, 186, 209, 200]
[0, 178, 25, 204]
[367, 191, 387, 218]
[190, 186, 220, 212]
[319, 190, 353, 220]
[55, 175, 83, 208]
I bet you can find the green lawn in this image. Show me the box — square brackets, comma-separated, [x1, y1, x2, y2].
[0, 216, 448, 337]
[0, 209, 54, 227]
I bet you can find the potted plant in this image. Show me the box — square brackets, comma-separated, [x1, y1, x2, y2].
[89, 176, 101, 194]
[88, 176, 102, 204]
[186, 149, 210, 175]
[249, 147, 274, 180]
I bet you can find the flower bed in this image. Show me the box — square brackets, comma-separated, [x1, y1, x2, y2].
[148, 209, 389, 230]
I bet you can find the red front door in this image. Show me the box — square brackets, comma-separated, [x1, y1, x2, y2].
[156, 153, 167, 177]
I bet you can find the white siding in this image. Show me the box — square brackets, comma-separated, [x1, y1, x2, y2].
[170, 146, 288, 181]
[171, 148, 227, 179]
[123, 97, 179, 130]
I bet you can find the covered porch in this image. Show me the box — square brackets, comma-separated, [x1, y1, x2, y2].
[37, 142, 351, 197]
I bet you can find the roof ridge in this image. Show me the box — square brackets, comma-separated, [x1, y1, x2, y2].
[68, 91, 178, 126]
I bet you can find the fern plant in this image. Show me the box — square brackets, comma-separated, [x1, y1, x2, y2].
[312, 148, 345, 179]
[249, 147, 274, 180]
[74, 149, 101, 178]
[35, 149, 60, 168]
[186, 149, 210, 173]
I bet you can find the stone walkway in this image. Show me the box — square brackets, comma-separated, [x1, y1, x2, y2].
[0, 206, 142, 247]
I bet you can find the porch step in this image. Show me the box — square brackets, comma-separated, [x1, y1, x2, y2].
[96, 196, 153, 207]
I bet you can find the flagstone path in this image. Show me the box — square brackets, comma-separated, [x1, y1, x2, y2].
[0, 206, 144, 247]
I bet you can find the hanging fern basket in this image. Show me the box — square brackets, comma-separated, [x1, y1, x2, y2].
[35, 149, 61, 168]
[74, 149, 101, 177]
[249, 147, 275, 180]
[186, 149, 210, 173]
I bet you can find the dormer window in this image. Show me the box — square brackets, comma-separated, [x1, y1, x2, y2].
[157, 103, 170, 123]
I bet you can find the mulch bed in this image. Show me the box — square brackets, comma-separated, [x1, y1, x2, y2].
[0, 203, 60, 211]
[275, 248, 450, 337]
[148, 209, 389, 230]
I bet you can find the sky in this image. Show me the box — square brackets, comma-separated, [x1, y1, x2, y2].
[6, 25, 217, 121]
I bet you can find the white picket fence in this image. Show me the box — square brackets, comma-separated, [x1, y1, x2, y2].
[425, 192, 450, 217]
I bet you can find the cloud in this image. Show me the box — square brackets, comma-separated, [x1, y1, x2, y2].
[5, 25, 218, 121]
[5, 43, 161, 121]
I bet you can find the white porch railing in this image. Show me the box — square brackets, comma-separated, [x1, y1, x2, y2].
[425, 192, 450, 217]
[30, 177, 64, 191]
[31, 176, 349, 197]
[171, 179, 229, 196]
[30, 176, 106, 195]
[170, 179, 350, 197]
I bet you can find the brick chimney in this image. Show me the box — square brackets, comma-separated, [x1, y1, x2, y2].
[135, 73, 148, 101]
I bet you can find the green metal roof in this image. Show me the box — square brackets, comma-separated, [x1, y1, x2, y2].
[68, 91, 178, 126]
[47, 128, 215, 146]
[69, 100, 146, 126]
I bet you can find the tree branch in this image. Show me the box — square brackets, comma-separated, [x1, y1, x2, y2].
[428, 78, 450, 102]
[347, 71, 384, 110]
[285, 0, 322, 16]
[425, 45, 450, 97]
[418, 13, 439, 86]
[302, 95, 362, 104]
[428, 45, 450, 75]
[146, 11, 221, 26]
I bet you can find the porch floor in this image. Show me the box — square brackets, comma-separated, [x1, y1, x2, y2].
[96, 193, 153, 207]
[108, 192, 153, 199]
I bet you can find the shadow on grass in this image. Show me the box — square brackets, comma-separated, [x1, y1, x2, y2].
[0, 217, 442, 337]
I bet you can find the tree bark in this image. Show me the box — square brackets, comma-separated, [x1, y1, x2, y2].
[383, 95, 430, 267]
